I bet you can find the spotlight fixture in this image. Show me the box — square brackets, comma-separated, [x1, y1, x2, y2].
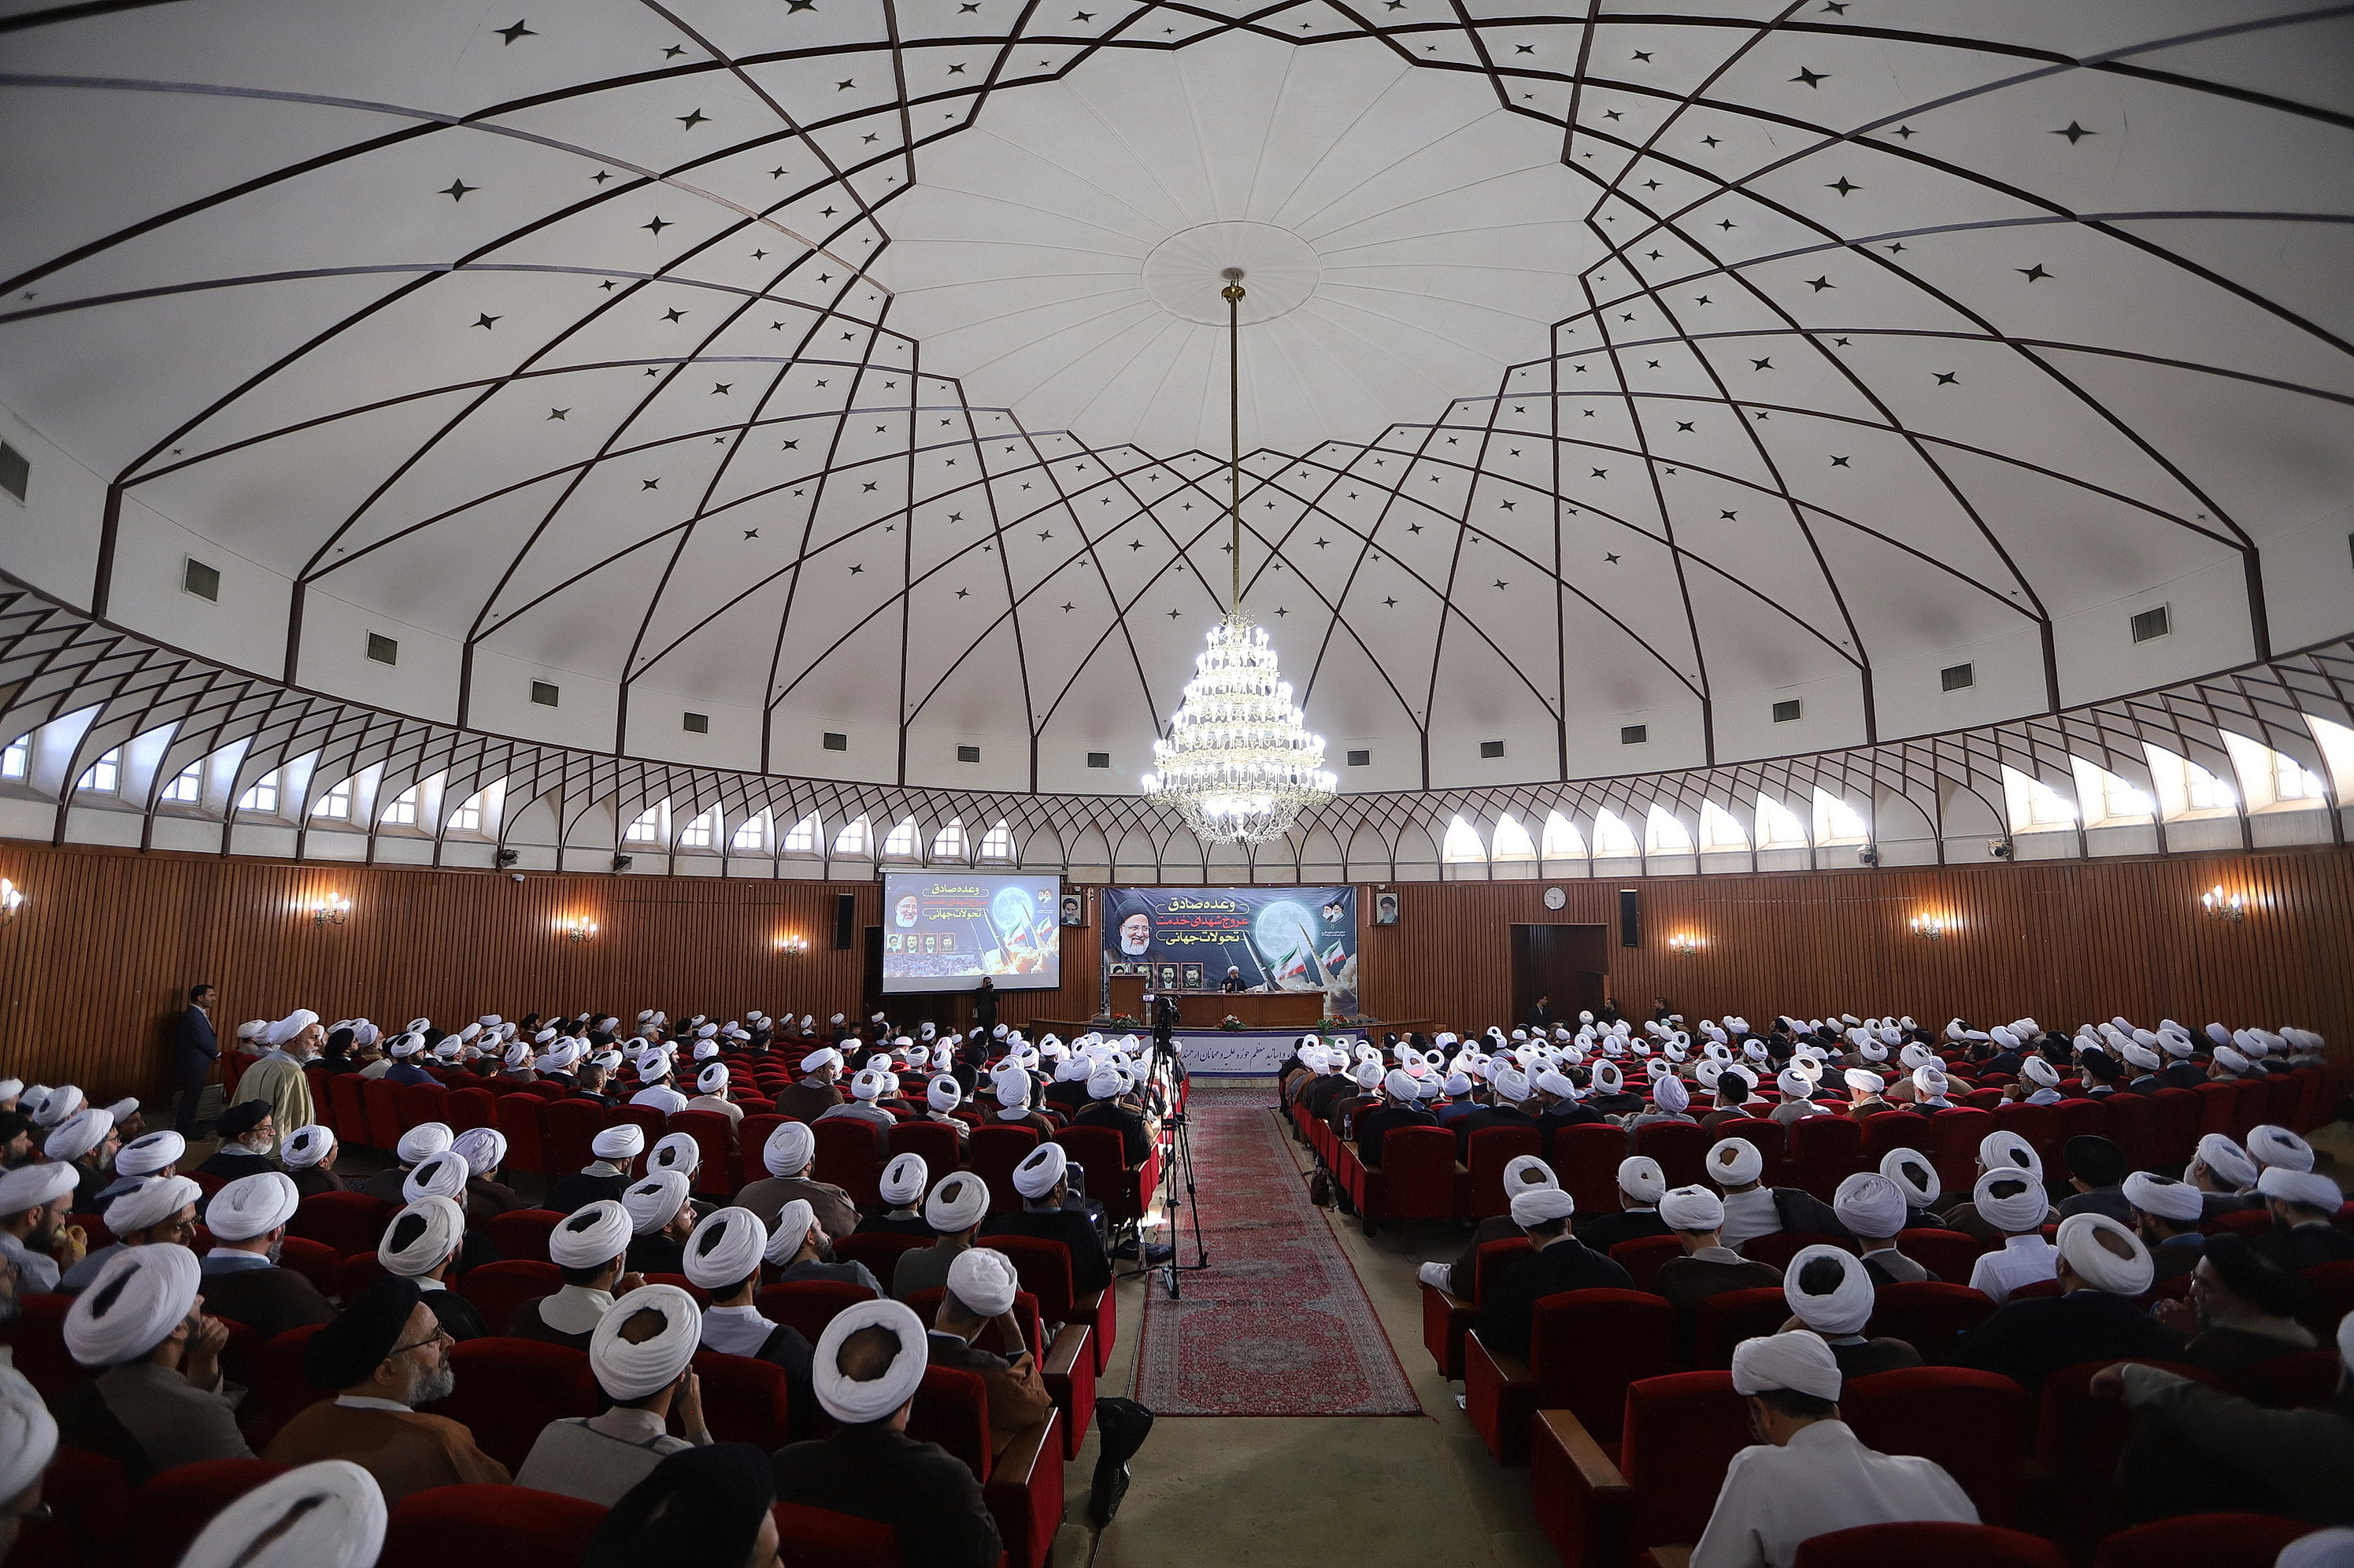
[1909, 915, 1945, 941]
[308, 893, 351, 926]
[2200, 885, 2245, 923]
[558, 915, 598, 942]
[0, 878, 24, 923]
[775, 934, 810, 956]
[1667, 932, 1702, 957]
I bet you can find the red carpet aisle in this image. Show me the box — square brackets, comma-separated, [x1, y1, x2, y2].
[1132, 1085, 1423, 1415]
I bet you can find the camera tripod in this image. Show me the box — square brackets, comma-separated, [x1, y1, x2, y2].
[1154, 1105, 1210, 1298]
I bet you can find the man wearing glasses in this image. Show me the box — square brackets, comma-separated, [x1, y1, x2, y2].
[264, 1274, 509, 1501]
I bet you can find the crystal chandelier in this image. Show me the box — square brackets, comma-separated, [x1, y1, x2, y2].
[1142, 270, 1337, 846]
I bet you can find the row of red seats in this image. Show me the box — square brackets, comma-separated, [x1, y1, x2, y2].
[1641, 1513, 2326, 1568]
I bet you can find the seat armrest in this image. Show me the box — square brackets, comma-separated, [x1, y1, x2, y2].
[983, 1411, 1064, 1568]
[1042, 1323, 1089, 1380]
[1641, 1548, 1693, 1568]
[1531, 1408, 1634, 1568]
[1464, 1330, 1538, 1464]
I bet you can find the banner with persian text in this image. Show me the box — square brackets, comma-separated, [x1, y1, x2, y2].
[1101, 886, 1357, 1017]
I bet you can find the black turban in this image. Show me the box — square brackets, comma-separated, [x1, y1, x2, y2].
[215, 1100, 269, 1141]
[584, 1443, 775, 1568]
[303, 1274, 423, 1391]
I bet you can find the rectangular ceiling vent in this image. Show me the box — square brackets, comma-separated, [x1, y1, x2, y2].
[530, 681, 559, 707]
[365, 632, 398, 665]
[683, 712, 709, 734]
[1479, 740, 1505, 758]
[1771, 699, 1801, 723]
[822, 732, 848, 752]
[2130, 605, 2171, 643]
[1620, 725, 1648, 745]
[1941, 663, 1975, 691]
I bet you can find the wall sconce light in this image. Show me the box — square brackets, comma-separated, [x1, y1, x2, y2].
[775, 934, 809, 956]
[2200, 886, 2245, 923]
[309, 894, 351, 926]
[1909, 915, 1945, 941]
[1667, 932, 1702, 957]
[0, 878, 24, 923]
[558, 915, 598, 943]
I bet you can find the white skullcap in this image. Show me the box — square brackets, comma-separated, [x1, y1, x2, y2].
[206, 1170, 300, 1241]
[1502, 1156, 1558, 1195]
[402, 1152, 468, 1206]
[2249, 1126, 2315, 1174]
[697, 1063, 728, 1094]
[2023, 1057, 2060, 1088]
[1619, 1156, 1667, 1205]
[1834, 1173, 1908, 1238]
[927, 1076, 962, 1113]
[2056, 1212, 2153, 1295]
[1660, 1185, 1725, 1231]
[624, 1170, 692, 1234]
[948, 1247, 1020, 1318]
[1708, 1138, 1764, 1188]
[1510, 1187, 1577, 1226]
[65, 1241, 200, 1366]
[176, 1459, 386, 1568]
[1881, 1149, 1940, 1207]
[2196, 1133, 2260, 1189]
[1784, 1245, 1875, 1337]
[549, 1200, 632, 1269]
[925, 1172, 990, 1233]
[396, 1122, 454, 1165]
[451, 1127, 506, 1177]
[379, 1196, 465, 1277]
[265, 1010, 320, 1047]
[113, 1130, 184, 1179]
[2259, 1166, 2344, 1212]
[764, 1121, 815, 1177]
[0, 1359, 57, 1515]
[281, 1125, 337, 1170]
[1844, 1069, 1884, 1096]
[812, 1297, 930, 1426]
[592, 1283, 702, 1400]
[1013, 1141, 1068, 1199]
[2123, 1171, 2204, 1223]
[105, 1174, 202, 1234]
[1978, 1130, 2041, 1178]
[1730, 1330, 1843, 1402]
[683, 1206, 768, 1289]
[764, 1200, 819, 1266]
[591, 1124, 646, 1163]
[1653, 1077, 1691, 1115]
[879, 1153, 929, 1207]
[650, 1133, 701, 1178]
[45, 1108, 112, 1163]
[1973, 1168, 2047, 1234]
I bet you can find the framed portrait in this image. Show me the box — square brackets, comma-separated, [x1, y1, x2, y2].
[1182, 963, 1204, 989]
[1373, 890, 1401, 926]
[1157, 963, 1181, 989]
[1058, 890, 1086, 928]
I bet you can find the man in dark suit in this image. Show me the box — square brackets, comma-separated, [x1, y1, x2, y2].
[1449, 1070, 1542, 1159]
[173, 983, 219, 1136]
[1941, 1215, 2183, 1399]
[2251, 1170, 2354, 1272]
[1527, 995, 1553, 1030]
[980, 1143, 1111, 1297]
[1354, 1071, 1438, 1170]
[1474, 1189, 1634, 1359]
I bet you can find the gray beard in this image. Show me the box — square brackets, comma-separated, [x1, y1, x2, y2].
[411, 1363, 456, 1407]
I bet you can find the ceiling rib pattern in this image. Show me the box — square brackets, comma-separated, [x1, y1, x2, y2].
[0, 0, 2349, 801]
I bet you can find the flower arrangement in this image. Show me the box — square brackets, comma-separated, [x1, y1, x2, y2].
[1218, 1015, 1245, 1031]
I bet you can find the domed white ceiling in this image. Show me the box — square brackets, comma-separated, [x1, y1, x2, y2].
[1, 0, 2349, 801]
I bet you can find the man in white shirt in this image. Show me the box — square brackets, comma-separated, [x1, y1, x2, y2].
[629, 1059, 690, 1115]
[1966, 1167, 2059, 1305]
[1691, 1331, 1977, 1568]
[817, 1068, 901, 1132]
[514, 1282, 709, 1506]
[687, 1063, 744, 1127]
[1709, 1138, 1782, 1252]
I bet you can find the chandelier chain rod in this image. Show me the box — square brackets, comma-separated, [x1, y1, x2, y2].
[1226, 277, 1242, 616]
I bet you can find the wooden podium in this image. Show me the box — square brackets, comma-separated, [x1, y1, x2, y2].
[1106, 975, 1324, 1030]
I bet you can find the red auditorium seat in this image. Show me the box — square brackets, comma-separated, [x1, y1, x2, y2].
[991, 1232, 1114, 1376]
[9, 1446, 128, 1568]
[2029, 1360, 2230, 1553]
[2147, 1089, 2203, 1171]
[1738, 1230, 1852, 1272]
[2241, 1348, 2342, 1410]
[906, 1285, 1092, 1459]
[420, 1337, 597, 1472]
[394, 1080, 450, 1133]
[329, 1251, 390, 1302]
[813, 1119, 886, 1210]
[771, 1502, 905, 1568]
[758, 1279, 879, 1346]
[2103, 1093, 2160, 1172]
[287, 1189, 393, 1256]
[444, 1085, 497, 1133]
[738, 1112, 788, 1173]
[1608, 1233, 1684, 1292]
[1372, 1125, 1460, 1221]
[0, 1294, 79, 1403]
[1054, 1124, 1157, 1230]
[1464, 1288, 1674, 1463]
[1691, 1286, 1793, 1369]
[302, 1066, 335, 1131]
[643, 1272, 709, 1306]
[540, 1096, 609, 1177]
[1860, 1111, 1934, 1166]
[485, 1207, 564, 1264]
[689, 1348, 799, 1449]
[1708, 1119, 1786, 1189]
[1895, 1226, 1985, 1284]
[380, 1484, 607, 1568]
[1793, 1522, 2067, 1568]
[1787, 1116, 1863, 1200]
[2090, 1513, 2315, 1568]
[2302, 1259, 2354, 1331]
[1550, 1123, 1630, 1213]
[834, 1230, 932, 1283]
[1419, 1236, 1529, 1381]
[1928, 1108, 1995, 1193]
[251, 1324, 332, 1431]
[276, 1234, 343, 1298]
[1464, 1126, 1544, 1219]
[1532, 1370, 1749, 1568]
[66, 1212, 114, 1252]
[459, 1259, 561, 1332]
[1841, 1366, 2030, 1525]
[124, 1459, 290, 1568]
[969, 1125, 1042, 1215]
[2226, 1078, 2270, 1140]
[2192, 1082, 2237, 1137]
[1630, 1122, 1710, 1190]
[909, 1364, 1063, 1568]
[327, 1074, 368, 1142]
[494, 1093, 549, 1176]
[2205, 1208, 2274, 1240]
[666, 1108, 738, 1196]
[1870, 1280, 1997, 1359]
[890, 1119, 964, 1183]
[362, 1078, 405, 1150]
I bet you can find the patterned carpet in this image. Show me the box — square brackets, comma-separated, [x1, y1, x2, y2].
[1132, 1085, 1423, 1416]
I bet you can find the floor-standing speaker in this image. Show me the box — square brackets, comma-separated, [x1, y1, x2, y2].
[1619, 888, 1640, 949]
[834, 893, 856, 950]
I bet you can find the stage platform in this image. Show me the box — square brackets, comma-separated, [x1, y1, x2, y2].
[1025, 1020, 1433, 1074]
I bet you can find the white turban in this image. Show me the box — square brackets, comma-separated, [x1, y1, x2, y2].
[1775, 1070, 1813, 1100]
[0, 1360, 57, 1516]
[880, 1154, 928, 1207]
[698, 1063, 729, 1093]
[1973, 1168, 2047, 1234]
[927, 1076, 962, 1112]
[1007, 1136, 1070, 1198]
[2022, 1057, 2060, 1089]
[175, 1459, 386, 1568]
[1660, 1185, 1724, 1231]
[1784, 1245, 1875, 1337]
[266, 1010, 320, 1047]
[812, 1299, 930, 1424]
[1881, 1149, 1940, 1207]
[2259, 1167, 2344, 1213]
[926, 1173, 990, 1233]
[802, 1048, 842, 1074]
[1510, 1187, 1577, 1227]
[379, 1196, 465, 1277]
[1843, 1070, 1884, 1096]
[764, 1200, 819, 1264]
[1493, 1068, 1533, 1104]
[451, 1127, 506, 1177]
[1730, 1329, 1843, 1402]
[116, 1130, 185, 1178]
[45, 1108, 112, 1163]
[65, 1241, 200, 1366]
[1834, 1173, 1908, 1239]
[2196, 1133, 2260, 1189]
[208, 1170, 302, 1241]
[849, 1069, 887, 1102]
[624, 1170, 692, 1234]
[684, 1206, 768, 1289]
[590, 1126, 646, 1163]
[281, 1125, 337, 1170]
[2249, 1126, 2316, 1174]
[1978, 1130, 2041, 1178]
[1619, 1156, 1667, 1205]
[2056, 1212, 2152, 1294]
[549, 1200, 632, 1269]
[592, 1283, 702, 1400]
[1653, 1077, 1691, 1115]
[2123, 1171, 2204, 1222]
[764, 1122, 815, 1177]
[650, 1133, 701, 1178]
[1708, 1138, 1764, 1188]
[402, 1152, 469, 1205]
[948, 1247, 1020, 1318]
[396, 1123, 454, 1166]
[105, 1174, 202, 1234]
[1502, 1156, 1557, 1196]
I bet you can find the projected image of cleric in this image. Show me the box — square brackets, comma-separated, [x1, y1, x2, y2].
[894, 892, 921, 929]
[1116, 905, 1153, 959]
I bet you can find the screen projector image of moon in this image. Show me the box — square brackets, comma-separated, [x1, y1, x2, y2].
[880, 873, 1062, 993]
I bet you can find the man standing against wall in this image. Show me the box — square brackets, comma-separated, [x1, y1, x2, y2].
[173, 984, 219, 1137]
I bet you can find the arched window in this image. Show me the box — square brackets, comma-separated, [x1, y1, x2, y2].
[1811, 788, 1868, 845]
[678, 807, 718, 849]
[880, 817, 920, 859]
[1756, 793, 1807, 848]
[1592, 810, 1638, 857]
[76, 749, 120, 793]
[931, 818, 968, 862]
[782, 813, 821, 855]
[623, 804, 664, 844]
[833, 815, 873, 857]
[1540, 810, 1585, 859]
[2069, 758, 2151, 826]
[1442, 815, 1486, 864]
[979, 821, 1016, 862]
[239, 770, 280, 814]
[312, 779, 351, 819]
[161, 764, 201, 804]
[2001, 767, 2077, 833]
[1490, 814, 1536, 861]
[381, 786, 420, 827]
[1645, 806, 1693, 852]
[1699, 801, 1748, 851]
[733, 812, 771, 851]
[0, 736, 25, 779]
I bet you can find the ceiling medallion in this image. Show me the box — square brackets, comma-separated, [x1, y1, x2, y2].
[1142, 268, 1337, 848]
